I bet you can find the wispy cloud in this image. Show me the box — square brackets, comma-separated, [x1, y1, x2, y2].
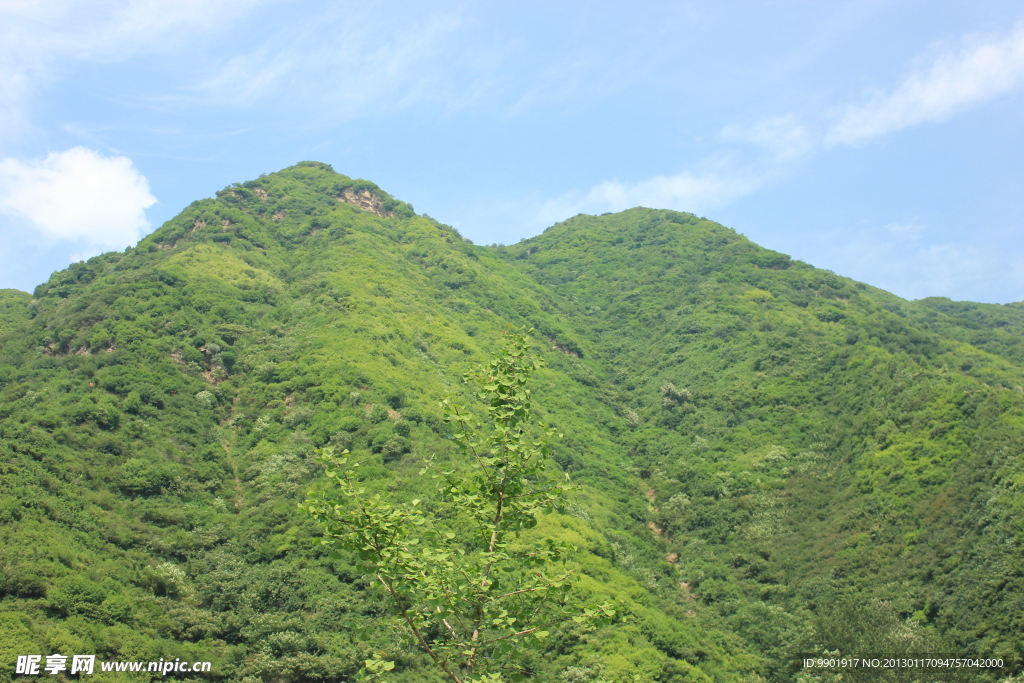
[179, 7, 488, 121]
[824, 221, 1009, 301]
[536, 169, 760, 227]
[827, 23, 1024, 146]
[884, 221, 925, 239]
[190, 45, 299, 106]
[0, 0, 266, 147]
[0, 0, 266, 62]
[563, 22, 1024, 233]
[720, 114, 815, 162]
[0, 147, 156, 250]
[719, 22, 1024, 162]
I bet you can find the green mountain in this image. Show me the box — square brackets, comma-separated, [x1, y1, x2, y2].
[1, 161, 1021, 682]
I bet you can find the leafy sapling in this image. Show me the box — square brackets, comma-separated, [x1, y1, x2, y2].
[302, 330, 614, 682]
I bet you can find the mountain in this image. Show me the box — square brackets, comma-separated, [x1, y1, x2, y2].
[1, 161, 1021, 682]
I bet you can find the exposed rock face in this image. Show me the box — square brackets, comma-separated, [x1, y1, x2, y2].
[338, 187, 392, 217]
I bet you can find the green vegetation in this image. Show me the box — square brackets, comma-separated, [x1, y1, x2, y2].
[304, 330, 614, 682]
[0, 161, 1022, 681]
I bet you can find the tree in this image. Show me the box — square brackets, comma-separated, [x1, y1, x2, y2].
[302, 330, 613, 682]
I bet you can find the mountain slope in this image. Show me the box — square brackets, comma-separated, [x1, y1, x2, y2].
[0, 162, 1021, 682]
[503, 209, 1024, 675]
[0, 163, 751, 683]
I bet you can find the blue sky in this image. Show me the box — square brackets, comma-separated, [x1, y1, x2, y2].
[1, 1, 1022, 303]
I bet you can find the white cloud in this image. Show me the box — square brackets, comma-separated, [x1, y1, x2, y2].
[537, 170, 759, 226]
[532, 22, 1024, 287]
[0, 147, 156, 249]
[723, 24, 1024, 159]
[720, 114, 815, 161]
[827, 23, 1024, 146]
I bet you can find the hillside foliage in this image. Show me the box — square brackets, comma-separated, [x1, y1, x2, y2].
[1, 161, 1022, 682]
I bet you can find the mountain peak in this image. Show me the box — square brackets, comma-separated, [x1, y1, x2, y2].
[138, 163, 417, 253]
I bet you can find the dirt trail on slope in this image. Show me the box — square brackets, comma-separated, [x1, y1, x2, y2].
[221, 396, 244, 511]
